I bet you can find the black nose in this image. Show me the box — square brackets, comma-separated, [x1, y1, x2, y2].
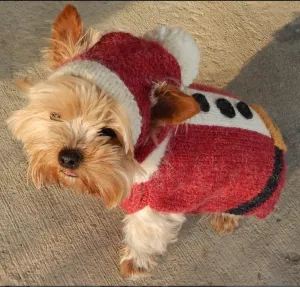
[58, 148, 82, 169]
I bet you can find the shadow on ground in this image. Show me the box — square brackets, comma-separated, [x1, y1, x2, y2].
[226, 15, 300, 175]
[180, 15, 300, 285]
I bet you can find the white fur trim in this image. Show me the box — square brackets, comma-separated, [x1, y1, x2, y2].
[134, 135, 170, 184]
[184, 87, 271, 137]
[50, 60, 142, 145]
[144, 26, 200, 86]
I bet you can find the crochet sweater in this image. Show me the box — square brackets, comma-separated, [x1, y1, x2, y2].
[51, 29, 287, 219]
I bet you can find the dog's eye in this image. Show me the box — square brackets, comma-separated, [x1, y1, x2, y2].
[50, 112, 62, 121]
[98, 128, 116, 138]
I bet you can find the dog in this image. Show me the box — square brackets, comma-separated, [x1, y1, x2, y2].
[7, 4, 286, 279]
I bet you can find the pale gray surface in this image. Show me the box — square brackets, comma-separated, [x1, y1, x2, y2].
[0, 2, 300, 285]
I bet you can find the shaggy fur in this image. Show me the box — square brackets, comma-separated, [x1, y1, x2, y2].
[8, 75, 140, 208]
[121, 206, 186, 278]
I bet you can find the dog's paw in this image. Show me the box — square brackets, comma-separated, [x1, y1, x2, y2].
[211, 213, 240, 234]
[120, 259, 149, 280]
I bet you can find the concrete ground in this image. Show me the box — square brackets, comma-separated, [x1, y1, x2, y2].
[0, 1, 300, 285]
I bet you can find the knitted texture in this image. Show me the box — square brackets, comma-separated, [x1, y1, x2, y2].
[121, 85, 287, 218]
[122, 127, 285, 218]
[251, 104, 287, 152]
[77, 32, 181, 151]
[53, 31, 182, 153]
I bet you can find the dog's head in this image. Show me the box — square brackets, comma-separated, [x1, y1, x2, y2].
[8, 74, 139, 207]
[7, 5, 200, 208]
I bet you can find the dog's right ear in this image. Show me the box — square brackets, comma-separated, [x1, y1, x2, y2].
[48, 4, 83, 68]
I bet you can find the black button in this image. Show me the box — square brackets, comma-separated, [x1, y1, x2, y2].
[216, 98, 236, 118]
[236, 101, 253, 119]
[192, 93, 210, 112]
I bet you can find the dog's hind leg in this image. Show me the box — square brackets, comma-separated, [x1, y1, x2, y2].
[211, 213, 240, 234]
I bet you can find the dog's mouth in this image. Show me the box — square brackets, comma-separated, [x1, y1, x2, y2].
[61, 169, 79, 178]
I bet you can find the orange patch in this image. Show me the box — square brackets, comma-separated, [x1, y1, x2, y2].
[251, 104, 287, 152]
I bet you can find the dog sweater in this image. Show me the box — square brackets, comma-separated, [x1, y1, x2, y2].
[122, 83, 287, 218]
[51, 30, 287, 218]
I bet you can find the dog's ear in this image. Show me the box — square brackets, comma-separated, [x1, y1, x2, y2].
[49, 4, 83, 68]
[15, 79, 33, 95]
[151, 84, 200, 128]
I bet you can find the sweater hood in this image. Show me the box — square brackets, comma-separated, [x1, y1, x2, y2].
[50, 32, 182, 161]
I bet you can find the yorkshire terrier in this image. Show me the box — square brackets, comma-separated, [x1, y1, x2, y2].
[7, 4, 286, 279]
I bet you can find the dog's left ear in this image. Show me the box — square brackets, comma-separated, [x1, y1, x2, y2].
[48, 4, 83, 68]
[151, 84, 200, 128]
[15, 79, 33, 95]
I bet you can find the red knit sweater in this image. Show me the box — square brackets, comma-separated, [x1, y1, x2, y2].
[121, 84, 287, 219]
[53, 31, 286, 218]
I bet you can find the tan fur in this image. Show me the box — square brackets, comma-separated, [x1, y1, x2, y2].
[120, 259, 149, 280]
[211, 213, 240, 234]
[42, 4, 101, 70]
[15, 79, 32, 93]
[151, 82, 200, 128]
[120, 246, 149, 280]
[7, 75, 140, 208]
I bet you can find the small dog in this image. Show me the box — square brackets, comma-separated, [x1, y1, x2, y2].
[7, 5, 286, 279]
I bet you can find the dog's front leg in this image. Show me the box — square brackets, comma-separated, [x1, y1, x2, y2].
[120, 206, 186, 279]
